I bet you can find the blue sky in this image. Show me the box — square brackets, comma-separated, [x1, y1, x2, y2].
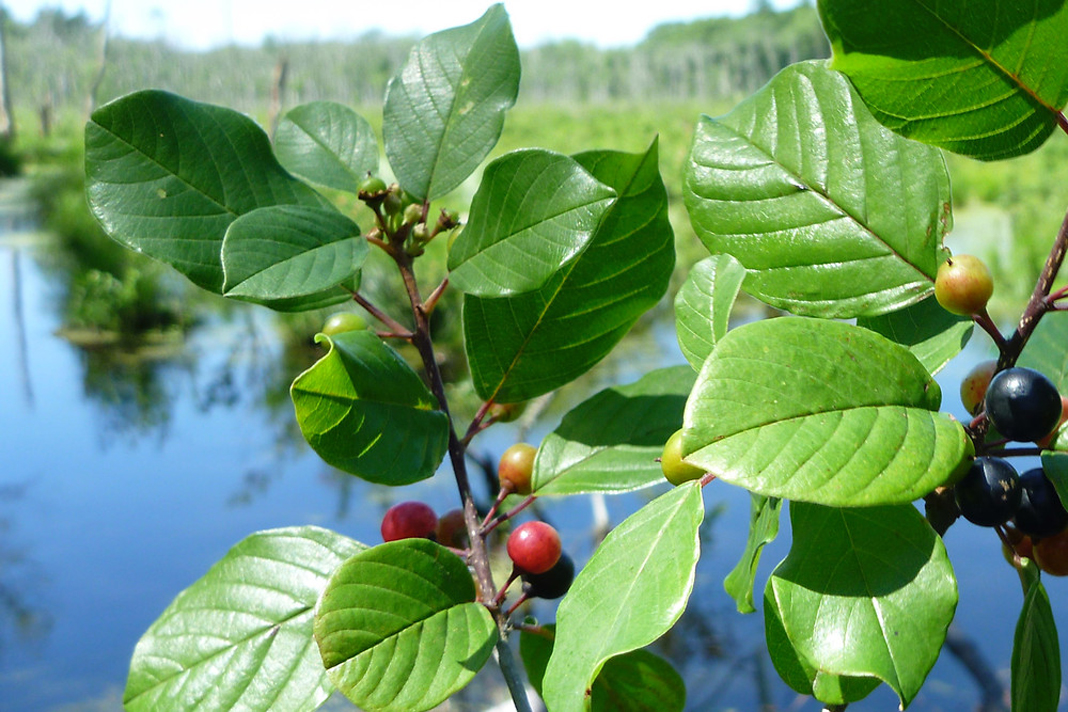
[7, 0, 803, 50]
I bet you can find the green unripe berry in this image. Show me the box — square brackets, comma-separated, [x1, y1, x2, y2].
[322, 311, 367, 336]
[660, 429, 705, 485]
[499, 442, 537, 495]
[357, 175, 387, 197]
[402, 202, 423, 226]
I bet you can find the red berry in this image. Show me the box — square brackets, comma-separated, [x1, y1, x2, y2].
[507, 521, 562, 575]
[381, 501, 438, 542]
[435, 508, 468, 549]
[1035, 528, 1068, 576]
[959, 359, 997, 416]
[498, 443, 537, 495]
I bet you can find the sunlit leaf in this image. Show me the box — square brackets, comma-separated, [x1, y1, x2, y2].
[1019, 312, 1068, 391]
[821, 0, 1068, 160]
[533, 366, 695, 496]
[674, 254, 746, 371]
[274, 101, 379, 192]
[1012, 579, 1061, 712]
[684, 61, 950, 318]
[383, 3, 520, 200]
[683, 317, 973, 506]
[543, 484, 703, 712]
[857, 297, 973, 376]
[448, 149, 616, 296]
[315, 539, 497, 712]
[723, 494, 782, 614]
[85, 90, 329, 292]
[290, 331, 449, 485]
[767, 502, 957, 708]
[124, 526, 364, 712]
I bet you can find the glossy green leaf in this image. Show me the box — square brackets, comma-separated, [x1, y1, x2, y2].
[764, 589, 880, 704]
[532, 366, 695, 496]
[274, 101, 379, 192]
[221, 205, 365, 310]
[315, 539, 497, 712]
[543, 483, 703, 712]
[684, 61, 950, 319]
[448, 149, 617, 296]
[124, 526, 364, 712]
[1012, 580, 1061, 712]
[464, 140, 674, 403]
[767, 502, 957, 708]
[1019, 312, 1068, 391]
[820, 0, 1068, 161]
[1040, 453, 1068, 506]
[857, 297, 973, 376]
[290, 331, 449, 485]
[382, 3, 520, 200]
[723, 494, 782, 614]
[674, 254, 746, 371]
[521, 628, 685, 712]
[85, 90, 329, 292]
[683, 317, 972, 506]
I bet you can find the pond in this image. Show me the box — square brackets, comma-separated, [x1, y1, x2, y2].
[0, 180, 1064, 711]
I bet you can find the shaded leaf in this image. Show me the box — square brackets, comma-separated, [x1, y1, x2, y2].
[1012, 580, 1061, 712]
[383, 4, 520, 200]
[315, 539, 497, 712]
[857, 297, 973, 376]
[767, 502, 957, 708]
[221, 205, 365, 310]
[674, 254, 746, 371]
[543, 484, 703, 712]
[724, 494, 782, 614]
[85, 90, 328, 292]
[532, 366, 696, 496]
[821, 0, 1068, 160]
[290, 331, 449, 485]
[448, 149, 616, 296]
[464, 140, 674, 403]
[124, 526, 364, 712]
[684, 61, 950, 318]
[683, 317, 972, 506]
[274, 101, 379, 192]
[1019, 312, 1068, 392]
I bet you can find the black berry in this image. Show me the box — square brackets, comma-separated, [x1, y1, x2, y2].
[985, 367, 1062, 442]
[522, 552, 575, 600]
[1014, 468, 1068, 539]
[954, 457, 1021, 527]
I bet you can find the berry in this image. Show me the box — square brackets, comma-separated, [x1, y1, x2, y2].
[1034, 528, 1068, 576]
[357, 175, 388, 197]
[321, 311, 367, 336]
[954, 457, 1021, 527]
[498, 443, 537, 495]
[1013, 468, 1068, 539]
[934, 254, 993, 316]
[488, 401, 526, 423]
[522, 552, 575, 600]
[1002, 526, 1034, 565]
[1036, 395, 1068, 448]
[959, 359, 997, 416]
[660, 429, 705, 486]
[984, 367, 1062, 442]
[381, 501, 438, 542]
[436, 508, 468, 549]
[507, 521, 562, 575]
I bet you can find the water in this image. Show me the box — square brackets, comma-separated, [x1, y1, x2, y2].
[0, 192, 1065, 711]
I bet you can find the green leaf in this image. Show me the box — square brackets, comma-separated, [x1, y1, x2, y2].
[683, 317, 973, 506]
[124, 526, 365, 712]
[820, 0, 1068, 161]
[1019, 312, 1068, 392]
[315, 539, 497, 712]
[1040, 453, 1068, 506]
[532, 366, 696, 496]
[684, 61, 950, 319]
[464, 140, 674, 403]
[85, 90, 329, 292]
[764, 589, 881, 704]
[290, 331, 449, 485]
[521, 628, 685, 712]
[274, 101, 379, 192]
[857, 297, 973, 376]
[543, 484, 703, 712]
[723, 494, 782, 614]
[382, 3, 520, 201]
[674, 254, 746, 371]
[767, 502, 957, 708]
[448, 149, 617, 296]
[221, 205, 365, 310]
[1012, 580, 1061, 712]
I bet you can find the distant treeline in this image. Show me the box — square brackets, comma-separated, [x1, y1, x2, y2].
[6, 3, 827, 131]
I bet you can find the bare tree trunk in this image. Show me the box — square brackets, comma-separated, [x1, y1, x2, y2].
[267, 57, 289, 141]
[0, 4, 15, 140]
